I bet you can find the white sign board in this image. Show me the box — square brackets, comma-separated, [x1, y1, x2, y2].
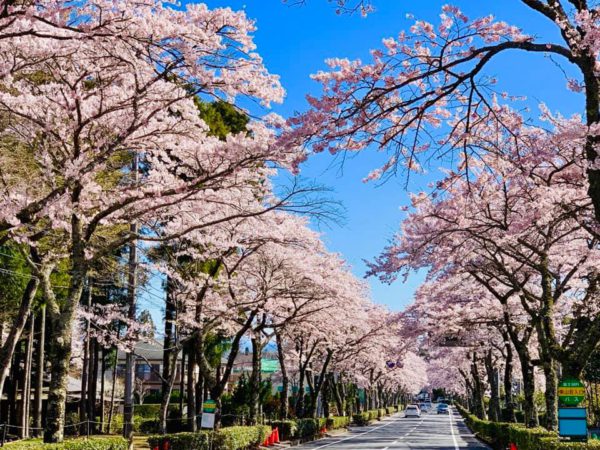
[201, 412, 215, 429]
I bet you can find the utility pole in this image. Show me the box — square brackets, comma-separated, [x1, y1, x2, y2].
[123, 154, 138, 447]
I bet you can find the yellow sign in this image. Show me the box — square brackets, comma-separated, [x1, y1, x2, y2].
[558, 387, 585, 396]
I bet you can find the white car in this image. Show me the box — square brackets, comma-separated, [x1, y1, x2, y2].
[404, 405, 421, 418]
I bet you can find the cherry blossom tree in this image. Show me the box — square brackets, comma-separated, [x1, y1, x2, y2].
[284, 1, 600, 222]
[368, 113, 600, 428]
[0, 1, 307, 442]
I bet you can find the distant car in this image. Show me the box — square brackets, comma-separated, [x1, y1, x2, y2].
[419, 403, 431, 413]
[437, 403, 449, 414]
[405, 405, 421, 418]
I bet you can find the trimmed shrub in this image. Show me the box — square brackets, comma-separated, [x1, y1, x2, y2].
[148, 432, 210, 450]
[270, 420, 298, 440]
[3, 437, 128, 449]
[213, 425, 271, 449]
[296, 418, 319, 438]
[139, 418, 160, 434]
[457, 404, 600, 450]
[352, 409, 381, 426]
[327, 416, 351, 430]
[148, 425, 271, 450]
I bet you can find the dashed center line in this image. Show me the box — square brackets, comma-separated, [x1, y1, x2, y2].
[381, 416, 424, 449]
[311, 416, 402, 450]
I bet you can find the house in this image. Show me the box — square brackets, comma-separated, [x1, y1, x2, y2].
[114, 339, 183, 398]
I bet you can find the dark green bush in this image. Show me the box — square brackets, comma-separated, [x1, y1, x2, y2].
[139, 418, 160, 434]
[296, 418, 319, 438]
[148, 425, 271, 450]
[4, 437, 128, 449]
[134, 404, 161, 418]
[148, 431, 210, 450]
[352, 409, 381, 426]
[213, 425, 271, 449]
[270, 420, 298, 440]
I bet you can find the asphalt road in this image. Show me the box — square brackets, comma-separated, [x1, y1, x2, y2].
[295, 407, 490, 450]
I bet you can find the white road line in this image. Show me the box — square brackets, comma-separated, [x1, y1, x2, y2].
[311, 416, 400, 449]
[449, 408, 460, 450]
[381, 416, 425, 450]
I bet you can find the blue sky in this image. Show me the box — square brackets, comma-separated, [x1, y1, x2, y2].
[139, 0, 585, 320]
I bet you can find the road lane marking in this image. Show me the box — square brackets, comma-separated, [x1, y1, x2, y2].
[310, 416, 401, 449]
[449, 408, 460, 450]
[381, 416, 425, 450]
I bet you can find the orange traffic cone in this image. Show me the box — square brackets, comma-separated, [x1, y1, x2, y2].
[510, 445, 518, 450]
[269, 429, 276, 445]
[273, 427, 280, 443]
[162, 440, 170, 450]
[262, 434, 270, 447]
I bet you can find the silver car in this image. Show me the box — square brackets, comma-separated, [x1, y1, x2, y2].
[405, 404, 421, 418]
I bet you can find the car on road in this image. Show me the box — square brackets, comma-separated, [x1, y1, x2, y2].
[418, 402, 431, 413]
[405, 404, 421, 418]
[437, 403, 449, 414]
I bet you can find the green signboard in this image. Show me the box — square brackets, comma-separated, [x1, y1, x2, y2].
[558, 379, 586, 407]
[202, 399, 217, 413]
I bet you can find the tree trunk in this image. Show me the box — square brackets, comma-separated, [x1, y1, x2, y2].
[186, 343, 196, 431]
[88, 338, 99, 433]
[307, 349, 333, 418]
[33, 304, 46, 436]
[295, 367, 305, 418]
[542, 360, 558, 431]
[322, 376, 330, 418]
[20, 314, 34, 438]
[44, 271, 86, 443]
[8, 343, 22, 428]
[99, 350, 106, 434]
[179, 349, 185, 419]
[484, 350, 500, 422]
[123, 220, 138, 445]
[275, 332, 289, 420]
[107, 349, 118, 434]
[0, 278, 39, 401]
[470, 354, 486, 420]
[80, 283, 91, 427]
[159, 349, 179, 434]
[248, 338, 262, 425]
[521, 362, 538, 428]
[502, 334, 517, 423]
[581, 56, 600, 221]
[162, 277, 175, 396]
[330, 374, 344, 417]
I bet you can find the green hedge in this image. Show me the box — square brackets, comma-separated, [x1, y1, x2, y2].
[458, 404, 600, 450]
[269, 416, 348, 441]
[269, 420, 297, 440]
[134, 404, 161, 418]
[148, 425, 271, 450]
[327, 416, 351, 430]
[295, 418, 327, 438]
[3, 437, 127, 449]
[352, 409, 387, 426]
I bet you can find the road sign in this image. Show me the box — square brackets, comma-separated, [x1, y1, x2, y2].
[558, 407, 587, 440]
[201, 412, 215, 429]
[558, 379, 586, 406]
[203, 399, 217, 413]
